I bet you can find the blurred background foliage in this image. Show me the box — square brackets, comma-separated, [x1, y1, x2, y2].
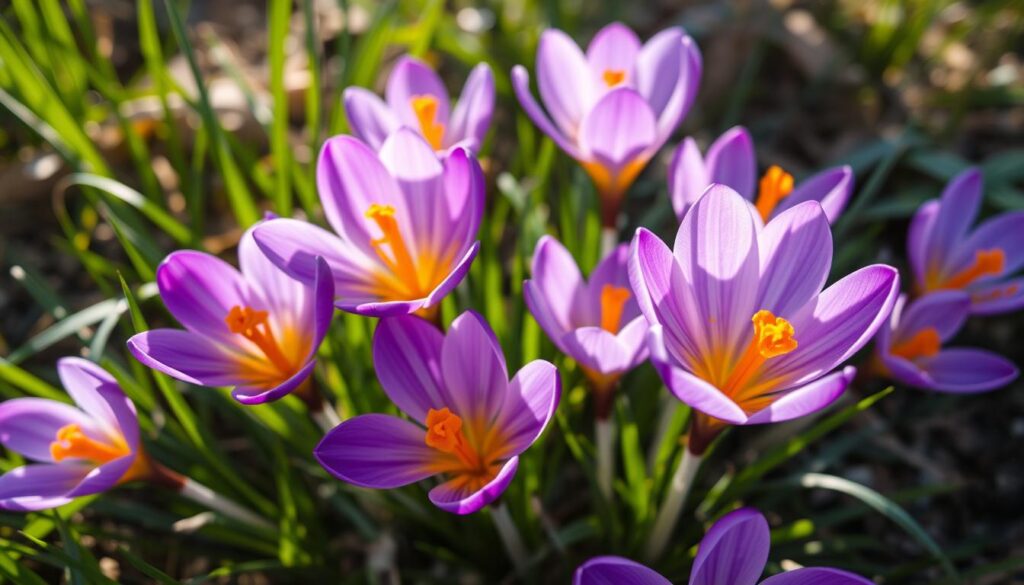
[0, 0, 1022, 583]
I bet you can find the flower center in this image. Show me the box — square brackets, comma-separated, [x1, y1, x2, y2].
[722, 310, 798, 398]
[365, 203, 427, 298]
[755, 165, 794, 222]
[602, 69, 626, 87]
[50, 424, 128, 464]
[890, 327, 941, 361]
[934, 248, 1005, 291]
[599, 285, 631, 334]
[424, 407, 483, 471]
[225, 305, 294, 375]
[410, 94, 445, 150]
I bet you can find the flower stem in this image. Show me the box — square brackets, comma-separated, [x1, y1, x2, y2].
[491, 502, 528, 575]
[595, 416, 616, 500]
[600, 226, 617, 258]
[310, 400, 342, 433]
[646, 396, 680, 472]
[178, 477, 275, 531]
[644, 448, 703, 561]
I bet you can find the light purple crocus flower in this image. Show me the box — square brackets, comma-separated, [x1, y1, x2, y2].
[314, 311, 560, 515]
[669, 126, 854, 224]
[344, 55, 495, 153]
[874, 291, 1018, 393]
[128, 222, 334, 405]
[630, 185, 899, 454]
[512, 22, 702, 224]
[0, 358, 148, 510]
[524, 236, 647, 407]
[254, 129, 484, 318]
[910, 167, 1024, 314]
[575, 508, 872, 585]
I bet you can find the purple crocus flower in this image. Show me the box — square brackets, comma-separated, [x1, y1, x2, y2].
[512, 22, 701, 224]
[0, 358, 148, 511]
[254, 129, 484, 318]
[669, 126, 853, 224]
[524, 236, 647, 404]
[910, 167, 1024, 314]
[314, 311, 560, 515]
[575, 508, 872, 585]
[875, 291, 1017, 393]
[344, 55, 495, 153]
[127, 222, 334, 405]
[630, 185, 899, 453]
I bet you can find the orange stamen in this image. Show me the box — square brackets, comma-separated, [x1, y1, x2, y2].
[410, 95, 445, 150]
[424, 407, 480, 470]
[602, 69, 626, 87]
[938, 249, 1005, 290]
[890, 327, 941, 361]
[722, 310, 798, 399]
[365, 204, 424, 296]
[50, 424, 128, 464]
[599, 285, 631, 334]
[225, 306, 294, 375]
[972, 283, 1020, 303]
[755, 165, 795, 222]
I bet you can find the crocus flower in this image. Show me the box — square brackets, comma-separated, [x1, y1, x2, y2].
[874, 291, 1017, 393]
[0, 358, 147, 510]
[910, 167, 1024, 314]
[575, 508, 872, 585]
[254, 129, 483, 317]
[314, 311, 560, 514]
[524, 236, 647, 403]
[128, 222, 334, 405]
[630, 185, 899, 453]
[344, 55, 495, 153]
[512, 22, 702, 224]
[669, 126, 853, 224]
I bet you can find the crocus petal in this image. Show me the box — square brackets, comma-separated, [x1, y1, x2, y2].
[372, 315, 447, 424]
[893, 290, 970, 344]
[705, 127, 756, 200]
[511, 65, 583, 159]
[439, 148, 485, 256]
[0, 398, 98, 462]
[494, 360, 561, 458]
[441, 311, 509, 441]
[0, 463, 90, 511]
[645, 32, 702, 140]
[584, 242, 638, 326]
[586, 22, 641, 82]
[926, 168, 983, 274]
[428, 456, 519, 515]
[743, 367, 854, 425]
[65, 454, 135, 497]
[634, 27, 683, 119]
[537, 29, 593, 138]
[954, 210, 1024, 277]
[422, 241, 481, 309]
[128, 329, 245, 387]
[56, 358, 125, 438]
[756, 201, 832, 317]
[617, 316, 652, 368]
[669, 138, 709, 219]
[314, 414, 438, 489]
[526, 235, 586, 341]
[760, 568, 874, 585]
[579, 87, 657, 171]
[915, 348, 1018, 393]
[562, 327, 632, 374]
[335, 296, 427, 317]
[689, 507, 769, 585]
[343, 87, 400, 151]
[774, 166, 854, 224]
[907, 200, 939, 289]
[386, 55, 450, 128]
[378, 128, 446, 258]
[574, 556, 671, 585]
[447, 63, 495, 150]
[232, 360, 318, 405]
[970, 276, 1024, 315]
[156, 251, 254, 345]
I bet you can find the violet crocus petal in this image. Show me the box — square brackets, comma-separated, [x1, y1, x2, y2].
[618, 316, 652, 368]
[673, 185, 760, 368]
[525, 235, 585, 344]
[574, 556, 671, 585]
[440, 148, 485, 256]
[669, 137, 710, 219]
[441, 311, 509, 441]
[774, 166, 854, 224]
[689, 507, 770, 585]
[743, 366, 854, 425]
[511, 65, 583, 159]
[372, 314, 448, 423]
[893, 290, 970, 344]
[970, 276, 1024, 315]
[759, 568, 874, 585]
[493, 360, 561, 458]
[314, 413, 437, 488]
[128, 329, 244, 387]
[65, 453, 135, 497]
[447, 63, 495, 150]
[705, 127, 756, 200]
[645, 31, 702, 142]
[56, 358, 126, 439]
[378, 128, 446, 258]
[907, 200, 940, 289]
[914, 348, 1018, 393]
[579, 87, 657, 172]
[562, 327, 631, 374]
[926, 168, 983, 274]
[584, 242, 639, 326]
[586, 22, 642, 84]
[423, 241, 481, 309]
[537, 29, 594, 138]
[156, 251, 254, 346]
[756, 201, 832, 317]
[386, 55, 450, 128]
[335, 297, 427, 317]
[634, 27, 683, 120]
[428, 456, 519, 515]
[954, 210, 1024, 278]
[232, 360, 318, 405]
[0, 398, 98, 462]
[0, 463, 90, 511]
[880, 352, 934, 390]
[649, 326, 748, 425]
[343, 87, 400, 151]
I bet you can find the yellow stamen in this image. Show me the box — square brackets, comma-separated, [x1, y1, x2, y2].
[722, 310, 797, 398]
[755, 165, 795, 222]
[890, 327, 941, 361]
[50, 424, 128, 464]
[602, 69, 626, 87]
[425, 407, 480, 470]
[225, 306, 294, 375]
[599, 285, 631, 334]
[365, 203, 423, 296]
[938, 248, 1005, 290]
[410, 95, 445, 150]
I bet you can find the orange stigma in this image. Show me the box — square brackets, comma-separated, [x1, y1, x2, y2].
[599, 285, 631, 334]
[410, 94, 445, 150]
[50, 424, 128, 464]
[365, 203, 425, 297]
[424, 408, 481, 470]
[722, 310, 798, 399]
[225, 305, 294, 376]
[755, 166, 794, 222]
[602, 69, 626, 87]
[890, 327, 941, 361]
[936, 248, 1005, 291]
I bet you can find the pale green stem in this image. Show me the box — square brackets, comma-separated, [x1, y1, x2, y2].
[178, 477, 274, 531]
[644, 449, 703, 561]
[491, 503, 528, 575]
[595, 417, 616, 500]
